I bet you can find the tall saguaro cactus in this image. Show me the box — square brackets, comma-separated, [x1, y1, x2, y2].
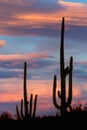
[16, 62, 38, 120]
[53, 17, 73, 117]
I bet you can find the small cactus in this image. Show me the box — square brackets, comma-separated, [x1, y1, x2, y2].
[16, 62, 38, 120]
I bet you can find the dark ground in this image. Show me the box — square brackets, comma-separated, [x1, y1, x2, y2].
[0, 111, 86, 129]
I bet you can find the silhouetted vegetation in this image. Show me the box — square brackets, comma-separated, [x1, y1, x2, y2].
[16, 62, 38, 120]
[53, 17, 73, 118]
[0, 105, 87, 128]
[0, 112, 14, 120]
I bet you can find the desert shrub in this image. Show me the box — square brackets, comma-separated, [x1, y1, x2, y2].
[0, 112, 14, 120]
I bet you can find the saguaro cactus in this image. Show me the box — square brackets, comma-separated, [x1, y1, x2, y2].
[53, 17, 73, 117]
[16, 62, 38, 120]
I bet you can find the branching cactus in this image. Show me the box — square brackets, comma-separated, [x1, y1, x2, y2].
[53, 17, 73, 117]
[16, 62, 38, 120]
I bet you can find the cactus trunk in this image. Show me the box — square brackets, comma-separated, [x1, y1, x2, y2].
[60, 17, 66, 117]
[24, 62, 28, 117]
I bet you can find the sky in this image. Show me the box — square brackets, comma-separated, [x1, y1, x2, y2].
[0, 0, 87, 118]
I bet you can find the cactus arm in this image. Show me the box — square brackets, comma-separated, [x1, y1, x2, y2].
[67, 56, 73, 105]
[58, 90, 61, 99]
[69, 105, 72, 111]
[53, 75, 61, 109]
[66, 103, 72, 112]
[32, 94, 38, 118]
[29, 94, 33, 118]
[64, 66, 69, 76]
[16, 105, 21, 120]
[20, 99, 25, 119]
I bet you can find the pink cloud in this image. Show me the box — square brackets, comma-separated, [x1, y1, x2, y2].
[0, 52, 51, 61]
[0, 78, 86, 106]
[0, 0, 86, 36]
[58, 0, 87, 26]
[0, 78, 53, 102]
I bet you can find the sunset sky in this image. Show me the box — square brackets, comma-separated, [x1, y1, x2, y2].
[0, 0, 87, 117]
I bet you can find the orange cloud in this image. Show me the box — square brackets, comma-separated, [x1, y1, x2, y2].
[0, 52, 51, 61]
[17, 14, 57, 26]
[0, 40, 6, 47]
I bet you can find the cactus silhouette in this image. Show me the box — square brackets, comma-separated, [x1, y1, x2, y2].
[53, 17, 73, 117]
[16, 62, 38, 120]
